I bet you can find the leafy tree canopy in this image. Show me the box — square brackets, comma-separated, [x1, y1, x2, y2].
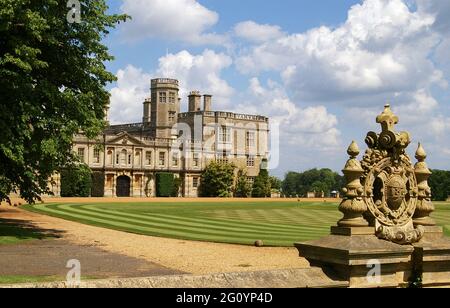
[199, 161, 235, 198]
[282, 168, 344, 197]
[429, 170, 450, 201]
[234, 169, 252, 198]
[0, 0, 128, 203]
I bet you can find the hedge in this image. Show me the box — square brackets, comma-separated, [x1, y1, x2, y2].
[60, 164, 92, 197]
[91, 171, 105, 197]
[156, 173, 180, 197]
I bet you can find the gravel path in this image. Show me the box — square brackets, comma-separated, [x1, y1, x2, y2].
[0, 205, 310, 275]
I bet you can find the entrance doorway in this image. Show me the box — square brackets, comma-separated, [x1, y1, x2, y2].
[116, 176, 131, 197]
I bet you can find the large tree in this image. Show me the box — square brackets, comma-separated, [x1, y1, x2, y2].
[0, 0, 128, 203]
[199, 161, 235, 198]
[234, 169, 251, 198]
[252, 169, 271, 198]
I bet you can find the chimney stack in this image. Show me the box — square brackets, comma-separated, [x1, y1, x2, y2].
[188, 91, 202, 112]
[203, 95, 212, 112]
[142, 97, 151, 125]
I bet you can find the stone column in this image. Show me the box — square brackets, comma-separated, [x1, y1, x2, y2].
[337, 141, 368, 228]
[413, 143, 436, 227]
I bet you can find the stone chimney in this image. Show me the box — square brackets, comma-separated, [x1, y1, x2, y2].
[188, 91, 202, 112]
[203, 95, 212, 112]
[142, 97, 151, 125]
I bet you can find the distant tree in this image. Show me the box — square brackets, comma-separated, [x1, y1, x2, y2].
[234, 170, 251, 198]
[252, 169, 271, 198]
[281, 168, 344, 197]
[269, 176, 282, 191]
[429, 170, 450, 201]
[60, 164, 92, 197]
[199, 161, 235, 197]
[0, 0, 128, 203]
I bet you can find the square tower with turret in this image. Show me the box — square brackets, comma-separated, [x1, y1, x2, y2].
[143, 78, 180, 139]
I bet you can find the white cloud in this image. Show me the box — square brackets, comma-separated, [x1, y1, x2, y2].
[234, 21, 284, 43]
[119, 0, 225, 44]
[237, 78, 340, 149]
[157, 49, 234, 110]
[109, 50, 234, 123]
[109, 65, 152, 124]
[236, 0, 443, 105]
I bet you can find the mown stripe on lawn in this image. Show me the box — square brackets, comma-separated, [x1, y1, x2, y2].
[32, 205, 304, 245]
[46, 204, 321, 240]
[77, 205, 322, 236]
[80, 204, 328, 233]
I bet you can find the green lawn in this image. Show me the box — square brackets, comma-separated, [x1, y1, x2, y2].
[0, 275, 63, 285]
[23, 201, 450, 247]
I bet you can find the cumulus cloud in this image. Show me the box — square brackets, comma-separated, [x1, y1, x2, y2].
[109, 50, 234, 123]
[234, 21, 284, 43]
[109, 65, 152, 124]
[157, 49, 234, 110]
[119, 0, 225, 44]
[237, 78, 340, 149]
[236, 0, 443, 105]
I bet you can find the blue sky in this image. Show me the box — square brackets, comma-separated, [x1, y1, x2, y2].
[103, 0, 450, 177]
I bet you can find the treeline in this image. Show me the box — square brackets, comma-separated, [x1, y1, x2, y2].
[429, 170, 450, 201]
[281, 169, 344, 198]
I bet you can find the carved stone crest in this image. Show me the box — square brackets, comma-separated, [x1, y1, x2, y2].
[338, 105, 431, 245]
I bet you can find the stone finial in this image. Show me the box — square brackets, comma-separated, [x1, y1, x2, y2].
[347, 141, 360, 158]
[337, 141, 368, 228]
[414, 143, 436, 227]
[416, 143, 427, 161]
[376, 104, 399, 132]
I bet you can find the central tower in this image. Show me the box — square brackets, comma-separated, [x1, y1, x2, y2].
[144, 78, 180, 139]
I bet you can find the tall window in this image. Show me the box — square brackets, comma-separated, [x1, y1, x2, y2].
[77, 148, 85, 163]
[169, 92, 176, 103]
[145, 151, 152, 166]
[128, 154, 132, 165]
[247, 155, 255, 167]
[120, 150, 127, 166]
[172, 152, 179, 166]
[108, 150, 113, 165]
[135, 151, 141, 166]
[219, 126, 230, 143]
[93, 149, 100, 164]
[246, 132, 256, 147]
[169, 111, 176, 122]
[159, 152, 166, 166]
[159, 92, 167, 103]
[193, 153, 200, 167]
[193, 177, 199, 188]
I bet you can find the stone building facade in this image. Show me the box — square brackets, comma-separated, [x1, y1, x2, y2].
[51, 78, 270, 198]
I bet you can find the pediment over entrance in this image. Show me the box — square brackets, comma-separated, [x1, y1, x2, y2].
[107, 132, 145, 146]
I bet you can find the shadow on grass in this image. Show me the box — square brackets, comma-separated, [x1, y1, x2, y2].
[0, 218, 64, 245]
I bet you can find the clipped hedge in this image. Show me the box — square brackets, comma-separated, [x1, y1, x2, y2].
[156, 173, 180, 197]
[91, 171, 105, 197]
[60, 164, 92, 197]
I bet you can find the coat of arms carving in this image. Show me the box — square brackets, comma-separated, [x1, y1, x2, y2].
[337, 105, 435, 245]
